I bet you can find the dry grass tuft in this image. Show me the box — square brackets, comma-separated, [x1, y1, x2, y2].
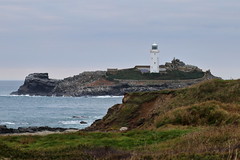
[156, 101, 240, 127]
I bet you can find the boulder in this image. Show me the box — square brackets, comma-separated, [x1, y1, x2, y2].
[0, 126, 15, 134]
[119, 127, 128, 132]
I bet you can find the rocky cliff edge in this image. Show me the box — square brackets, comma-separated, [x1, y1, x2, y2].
[11, 70, 219, 97]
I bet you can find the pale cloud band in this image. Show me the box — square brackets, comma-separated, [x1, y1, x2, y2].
[0, 0, 240, 79]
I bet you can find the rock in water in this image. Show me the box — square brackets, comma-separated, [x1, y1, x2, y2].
[11, 73, 59, 96]
[80, 121, 87, 124]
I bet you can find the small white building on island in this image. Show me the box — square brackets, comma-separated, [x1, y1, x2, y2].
[150, 43, 160, 73]
[108, 43, 167, 74]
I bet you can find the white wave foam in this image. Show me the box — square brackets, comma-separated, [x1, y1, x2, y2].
[92, 116, 103, 119]
[20, 122, 29, 125]
[59, 120, 87, 125]
[2, 94, 123, 99]
[92, 96, 123, 98]
[8, 94, 49, 98]
[11, 94, 30, 97]
[0, 122, 15, 125]
[0, 94, 11, 97]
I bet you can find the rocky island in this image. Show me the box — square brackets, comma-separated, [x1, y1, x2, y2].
[11, 59, 220, 96]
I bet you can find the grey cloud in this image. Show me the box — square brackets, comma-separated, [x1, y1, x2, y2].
[0, 0, 240, 79]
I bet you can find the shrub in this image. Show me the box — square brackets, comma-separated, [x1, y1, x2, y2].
[156, 101, 240, 127]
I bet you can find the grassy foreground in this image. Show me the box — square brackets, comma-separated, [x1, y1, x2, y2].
[0, 129, 192, 160]
[1, 126, 240, 160]
[2, 79, 240, 159]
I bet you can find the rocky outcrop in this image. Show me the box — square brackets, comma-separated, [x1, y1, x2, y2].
[164, 58, 202, 72]
[51, 71, 112, 96]
[11, 70, 220, 97]
[0, 125, 78, 134]
[11, 73, 59, 96]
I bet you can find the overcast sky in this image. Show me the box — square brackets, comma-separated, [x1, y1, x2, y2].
[0, 0, 239, 80]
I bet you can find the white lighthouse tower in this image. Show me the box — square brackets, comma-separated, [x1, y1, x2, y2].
[150, 43, 160, 73]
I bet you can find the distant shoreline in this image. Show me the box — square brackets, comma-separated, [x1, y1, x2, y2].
[0, 125, 79, 135]
[0, 129, 79, 136]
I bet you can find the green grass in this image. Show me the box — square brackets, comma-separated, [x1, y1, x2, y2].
[0, 130, 190, 150]
[174, 79, 240, 105]
[0, 129, 191, 159]
[124, 91, 161, 104]
[106, 68, 204, 80]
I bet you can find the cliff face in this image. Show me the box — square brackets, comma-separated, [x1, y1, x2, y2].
[86, 79, 240, 131]
[11, 73, 59, 96]
[11, 70, 219, 96]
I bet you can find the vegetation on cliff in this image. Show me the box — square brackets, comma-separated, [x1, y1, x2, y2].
[106, 68, 204, 80]
[106, 59, 205, 80]
[88, 79, 240, 131]
[3, 79, 240, 159]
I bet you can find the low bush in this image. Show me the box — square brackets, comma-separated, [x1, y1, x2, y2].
[156, 101, 240, 127]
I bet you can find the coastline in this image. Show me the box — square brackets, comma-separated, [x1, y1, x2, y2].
[0, 129, 79, 136]
[0, 125, 79, 135]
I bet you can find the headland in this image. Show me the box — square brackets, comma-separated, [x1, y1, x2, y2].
[11, 58, 220, 96]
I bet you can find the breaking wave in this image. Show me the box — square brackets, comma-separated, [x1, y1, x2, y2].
[0, 122, 15, 125]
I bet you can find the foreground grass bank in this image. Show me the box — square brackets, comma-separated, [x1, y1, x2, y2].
[2, 79, 240, 159]
[0, 129, 191, 160]
[1, 126, 240, 160]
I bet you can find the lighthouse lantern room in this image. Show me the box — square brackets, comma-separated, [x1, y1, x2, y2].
[150, 43, 160, 73]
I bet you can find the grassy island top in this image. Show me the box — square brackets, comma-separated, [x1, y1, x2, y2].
[106, 68, 204, 80]
[106, 59, 205, 80]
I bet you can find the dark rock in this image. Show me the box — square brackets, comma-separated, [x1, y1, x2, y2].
[72, 116, 81, 119]
[0, 125, 7, 129]
[0, 126, 78, 134]
[0, 126, 15, 134]
[11, 73, 60, 96]
[80, 121, 87, 124]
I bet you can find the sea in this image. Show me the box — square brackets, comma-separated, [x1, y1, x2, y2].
[0, 81, 123, 129]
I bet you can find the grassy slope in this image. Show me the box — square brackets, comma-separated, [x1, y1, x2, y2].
[88, 79, 240, 131]
[1, 79, 240, 159]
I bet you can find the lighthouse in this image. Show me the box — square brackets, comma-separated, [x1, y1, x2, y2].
[150, 43, 160, 73]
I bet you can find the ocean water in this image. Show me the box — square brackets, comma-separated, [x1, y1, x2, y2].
[0, 81, 122, 129]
